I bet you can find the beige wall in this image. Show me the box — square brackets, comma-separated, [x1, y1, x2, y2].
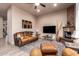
[36, 9, 67, 37]
[7, 7, 12, 44]
[12, 6, 36, 33]
[76, 3, 79, 31]
[0, 17, 3, 38]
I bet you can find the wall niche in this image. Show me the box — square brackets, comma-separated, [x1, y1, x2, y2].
[22, 19, 32, 29]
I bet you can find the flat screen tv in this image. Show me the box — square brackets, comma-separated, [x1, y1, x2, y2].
[43, 26, 56, 33]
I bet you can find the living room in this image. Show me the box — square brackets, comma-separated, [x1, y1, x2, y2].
[7, 3, 75, 44]
[0, 3, 79, 56]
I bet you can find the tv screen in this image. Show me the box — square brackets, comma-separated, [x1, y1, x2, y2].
[43, 26, 56, 33]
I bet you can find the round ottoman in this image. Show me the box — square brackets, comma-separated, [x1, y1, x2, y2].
[62, 48, 79, 56]
[30, 48, 42, 56]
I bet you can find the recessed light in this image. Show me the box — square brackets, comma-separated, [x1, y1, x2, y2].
[53, 3, 57, 7]
[37, 9, 40, 12]
[35, 3, 40, 6]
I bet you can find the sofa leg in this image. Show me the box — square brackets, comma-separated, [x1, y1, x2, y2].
[18, 40, 22, 47]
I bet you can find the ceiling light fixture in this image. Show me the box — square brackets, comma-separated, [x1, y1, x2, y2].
[35, 3, 40, 6]
[53, 3, 57, 7]
[37, 9, 40, 13]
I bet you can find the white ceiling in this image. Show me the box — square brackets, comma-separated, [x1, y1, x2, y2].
[0, 3, 74, 19]
[13, 3, 74, 16]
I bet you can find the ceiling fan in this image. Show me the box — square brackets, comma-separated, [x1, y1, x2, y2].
[34, 3, 46, 9]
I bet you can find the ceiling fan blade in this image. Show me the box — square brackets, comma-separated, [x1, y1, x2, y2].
[40, 3, 46, 7]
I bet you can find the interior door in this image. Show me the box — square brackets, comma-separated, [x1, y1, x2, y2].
[0, 17, 3, 39]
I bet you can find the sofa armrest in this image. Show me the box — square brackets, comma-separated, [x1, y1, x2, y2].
[14, 38, 22, 47]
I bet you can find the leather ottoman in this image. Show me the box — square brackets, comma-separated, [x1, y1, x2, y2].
[40, 42, 57, 56]
[30, 48, 42, 56]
